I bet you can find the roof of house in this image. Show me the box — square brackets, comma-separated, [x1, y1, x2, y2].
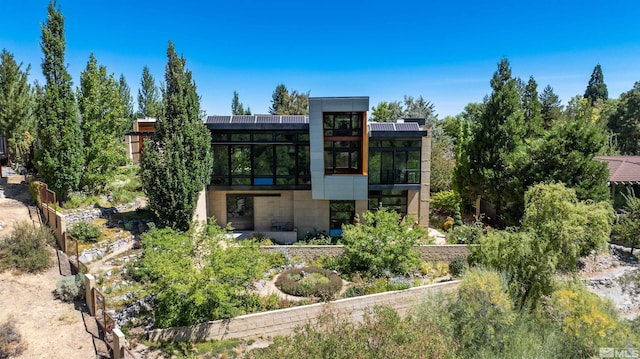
[205, 115, 428, 136]
[595, 156, 640, 185]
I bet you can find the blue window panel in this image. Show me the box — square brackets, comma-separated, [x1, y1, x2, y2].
[254, 178, 274, 185]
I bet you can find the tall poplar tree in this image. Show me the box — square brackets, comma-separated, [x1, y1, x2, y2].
[0, 50, 35, 169]
[118, 74, 134, 120]
[77, 53, 130, 192]
[584, 64, 608, 104]
[36, 1, 84, 202]
[141, 41, 213, 230]
[137, 65, 161, 118]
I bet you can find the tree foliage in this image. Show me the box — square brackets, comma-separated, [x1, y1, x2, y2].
[608, 82, 640, 155]
[127, 222, 272, 327]
[612, 189, 640, 250]
[140, 42, 213, 230]
[0, 50, 35, 170]
[370, 100, 403, 122]
[268, 84, 308, 115]
[137, 65, 162, 118]
[231, 90, 251, 115]
[77, 53, 130, 192]
[539, 84, 562, 129]
[473, 183, 612, 308]
[341, 207, 427, 277]
[35, 1, 84, 202]
[584, 64, 608, 104]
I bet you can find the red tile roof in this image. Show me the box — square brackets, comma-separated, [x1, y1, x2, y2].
[595, 156, 640, 184]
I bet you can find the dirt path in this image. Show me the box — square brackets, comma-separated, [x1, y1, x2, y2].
[0, 177, 105, 359]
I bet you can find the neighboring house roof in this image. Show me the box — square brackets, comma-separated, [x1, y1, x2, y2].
[595, 156, 640, 185]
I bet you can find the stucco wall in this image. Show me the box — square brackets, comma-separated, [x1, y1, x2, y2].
[147, 280, 459, 342]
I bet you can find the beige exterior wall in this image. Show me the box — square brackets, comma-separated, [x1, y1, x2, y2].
[208, 190, 329, 239]
[419, 134, 432, 227]
[407, 189, 419, 218]
[293, 191, 330, 237]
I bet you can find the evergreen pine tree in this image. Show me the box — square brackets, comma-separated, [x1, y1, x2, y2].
[0, 49, 35, 169]
[35, 1, 84, 202]
[141, 41, 213, 230]
[584, 64, 608, 103]
[539, 85, 562, 129]
[521, 76, 543, 137]
[269, 84, 287, 114]
[231, 90, 245, 115]
[464, 58, 526, 225]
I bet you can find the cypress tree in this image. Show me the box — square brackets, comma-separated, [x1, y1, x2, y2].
[141, 41, 213, 230]
[35, 1, 84, 202]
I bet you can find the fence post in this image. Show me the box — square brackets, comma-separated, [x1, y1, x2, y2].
[112, 328, 125, 359]
[84, 274, 96, 316]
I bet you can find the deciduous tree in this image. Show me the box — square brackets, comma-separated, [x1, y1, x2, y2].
[0, 50, 35, 170]
[77, 53, 130, 192]
[35, 1, 84, 201]
[608, 82, 640, 155]
[140, 41, 213, 230]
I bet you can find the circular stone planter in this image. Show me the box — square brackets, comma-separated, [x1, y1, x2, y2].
[275, 266, 342, 300]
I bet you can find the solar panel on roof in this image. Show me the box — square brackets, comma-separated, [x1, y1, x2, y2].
[394, 123, 420, 131]
[207, 116, 232, 124]
[281, 116, 309, 124]
[231, 115, 254, 123]
[369, 123, 395, 131]
[256, 115, 280, 123]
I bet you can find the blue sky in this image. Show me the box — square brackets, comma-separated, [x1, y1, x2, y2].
[2, 0, 640, 118]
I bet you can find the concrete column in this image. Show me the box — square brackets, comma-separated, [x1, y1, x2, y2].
[84, 274, 96, 316]
[112, 328, 125, 359]
[419, 134, 432, 227]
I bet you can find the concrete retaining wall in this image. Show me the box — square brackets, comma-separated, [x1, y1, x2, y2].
[261, 244, 473, 262]
[147, 280, 459, 342]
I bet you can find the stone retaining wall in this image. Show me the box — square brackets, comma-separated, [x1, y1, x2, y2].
[261, 244, 473, 262]
[147, 280, 459, 342]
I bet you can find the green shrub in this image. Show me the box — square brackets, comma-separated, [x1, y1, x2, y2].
[446, 219, 485, 244]
[68, 221, 101, 242]
[55, 274, 85, 302]
[448, 256, 468, 278]
[111, 187, 137, 204]
[0, 319, 25, 358]
[29, 181, 42, 205]
[431, 190, 461, 215]
[0, 221, 53, 273]
[275, 266, 342, 300]
[62, 193, 85, 209]
[342, 208, 425, 277]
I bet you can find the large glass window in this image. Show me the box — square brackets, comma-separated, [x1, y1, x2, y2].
[210, 130, 310, 187]
[368, 190, 408, 215]
[368, 139, 421, 184]
[323, 112, 364, 175]
[329, 200, 355, 236]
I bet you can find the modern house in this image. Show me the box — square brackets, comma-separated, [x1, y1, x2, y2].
[199, 96, 431, 243]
